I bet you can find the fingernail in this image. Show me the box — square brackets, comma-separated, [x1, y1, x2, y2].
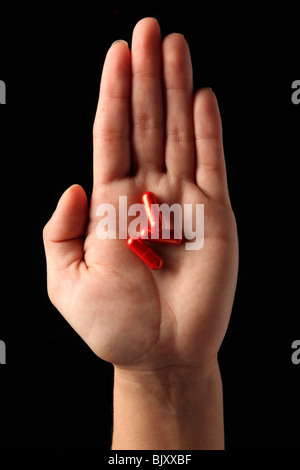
[56, 186, 72, 209]
[111, 39, 128, 47]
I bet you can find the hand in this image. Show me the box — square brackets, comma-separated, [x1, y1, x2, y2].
[43, 18, 238, 379]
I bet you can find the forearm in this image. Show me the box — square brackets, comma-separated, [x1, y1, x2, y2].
[111, 361, 224, 450]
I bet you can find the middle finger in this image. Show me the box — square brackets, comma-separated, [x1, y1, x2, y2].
[131, 18, 164, 175]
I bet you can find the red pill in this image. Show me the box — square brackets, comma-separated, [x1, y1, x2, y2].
[140, 227, 182, 245]
[142, 191, 163, 231]
[127, 237, 163, 270]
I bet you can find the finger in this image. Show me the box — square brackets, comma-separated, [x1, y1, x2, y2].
[43, 184, 88, 273]
[93, 40, 131, 186]
[162, 33, 195, 181]
[194, 88, 230, 203]
[131, 18, 164, 174]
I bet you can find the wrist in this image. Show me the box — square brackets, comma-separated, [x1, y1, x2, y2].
[112, 359, 224, 450]
[113, 359, 220, 405]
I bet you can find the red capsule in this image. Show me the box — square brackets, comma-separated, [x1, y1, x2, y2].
[142, 191, 163, 231]
[140, 227, 182, 245]
[127, 237, 163, 270]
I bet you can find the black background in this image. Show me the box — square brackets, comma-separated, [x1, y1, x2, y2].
[1, 2, 299, 449]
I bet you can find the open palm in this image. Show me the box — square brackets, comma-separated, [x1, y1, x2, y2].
[43, 19, 238, 375]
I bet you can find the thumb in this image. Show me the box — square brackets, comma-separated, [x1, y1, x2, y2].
[43, 184, 88, 273]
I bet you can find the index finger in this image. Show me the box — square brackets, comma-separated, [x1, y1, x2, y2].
[93, 40, 131, 187]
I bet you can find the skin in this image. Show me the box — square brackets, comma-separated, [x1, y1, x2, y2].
[43, 18, 239, 449]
